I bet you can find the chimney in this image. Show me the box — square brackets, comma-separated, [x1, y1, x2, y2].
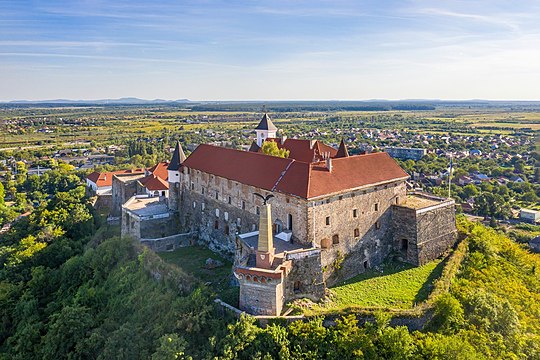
[326, 157, 333, 172]
[256, 203, 274, 269]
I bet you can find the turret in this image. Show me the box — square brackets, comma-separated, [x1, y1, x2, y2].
[167, 141, 186, 211]
[255, 113, 278, 147]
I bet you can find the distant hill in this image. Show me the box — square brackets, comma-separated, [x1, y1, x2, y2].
[4, 97, 191, 105]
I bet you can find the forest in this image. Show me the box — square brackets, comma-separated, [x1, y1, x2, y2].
[1, 171, 540, 359]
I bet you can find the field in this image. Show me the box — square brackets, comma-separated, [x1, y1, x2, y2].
[308, 258, 445, 314]
[158, 246, 238, 306]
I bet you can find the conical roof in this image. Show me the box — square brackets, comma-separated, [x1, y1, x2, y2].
[168, 141, 187, 171]
[335, 139, 350, 158]
[254, 113, 277, 131]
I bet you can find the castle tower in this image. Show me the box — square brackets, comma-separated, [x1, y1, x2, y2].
[256, 203, 275, 269]
[167, 141, 186, 211]
[255, 113, 278, 147]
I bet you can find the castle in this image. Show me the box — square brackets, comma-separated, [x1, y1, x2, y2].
[110, 113, 457, 316]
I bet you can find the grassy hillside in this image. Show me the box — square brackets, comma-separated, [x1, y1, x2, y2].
[311, 259, 444, 313]
[2, 181, 540, 360]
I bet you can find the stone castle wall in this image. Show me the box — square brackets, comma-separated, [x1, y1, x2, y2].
[284, 249, 325, 302]
[176, 168, 309, 258]
[307, 181, 406, 284]
[415, 203, 457, 265]
[393, 200, 457, 266]
[112, 174, 145, 216]
[237, 273, 285, 315]
[121, 208, 177, 241]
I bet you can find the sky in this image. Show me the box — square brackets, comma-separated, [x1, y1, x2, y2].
[1, 0, 540, 101]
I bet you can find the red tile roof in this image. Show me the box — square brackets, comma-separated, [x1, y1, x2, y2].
[183, 144, 409, 199]
[87, 168, 145, 187]
[140, 174, 169, 191]
[265, 138, 338, 163]
[148, 162, 169, 181]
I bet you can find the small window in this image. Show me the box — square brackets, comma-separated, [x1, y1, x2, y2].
[214, 220, 219, 230]
[202, 202, 205, 210]
[363, 261, 369, 270]
[225, 224, 230, 235]
[228, 196, 232, 204]
[395, 197, 400, 205]
[354, 228, 360, 237]
[353, 209, 358, 218]
[376, 221, 381, 229]
[293, 281, 301, 293]
[215, 191, 219, 200]
[286, 197, 290, 203]
[332, 234, 339, 244]
[191, 183, 194, 190]
[162, 191, 165, 196]
[193, 201, 196, 209]
[326, 216, 330, 226]
[401, 239, 409, 252]
[338, 195, 343, 200]
[288, 214, 293, 231]
[202, 187, 205, 195]
[374, 203, 379, 212]
[256, 207, 260, 215]
[242, 200, 246, 210]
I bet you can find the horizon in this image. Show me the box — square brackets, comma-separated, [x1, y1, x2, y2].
[1, 1, 540, 101]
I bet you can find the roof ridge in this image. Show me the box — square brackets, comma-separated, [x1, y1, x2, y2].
[199, 143, 293, 162]
[271, 159, 295, 192]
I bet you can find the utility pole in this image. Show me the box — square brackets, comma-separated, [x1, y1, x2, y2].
[448, 154, 453, 199]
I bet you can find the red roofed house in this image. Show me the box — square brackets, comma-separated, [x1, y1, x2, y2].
[86, 168, 145, 195]
[165, 113, 457, 315]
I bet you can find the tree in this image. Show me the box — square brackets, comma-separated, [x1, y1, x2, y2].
[261, 141, 290, 158]
[0, 181, 4, 206]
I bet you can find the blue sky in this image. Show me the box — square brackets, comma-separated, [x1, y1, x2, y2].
[1, 0, 539, 100]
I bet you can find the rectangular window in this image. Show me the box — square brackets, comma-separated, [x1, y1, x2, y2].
[215, 191, 219, 200]
[354, 228, 360, 237]
[374, 203, 379, 212]
[202, 187, 205, 195]
[228, 196, 232, 204]
[353, 209, 358, 218]
[242, 200, 246, 210]
[325, 216, 330, 226]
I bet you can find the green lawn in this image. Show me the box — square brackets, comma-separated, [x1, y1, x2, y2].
[158, 246, 239, 306]
[312, 258, 445, 313]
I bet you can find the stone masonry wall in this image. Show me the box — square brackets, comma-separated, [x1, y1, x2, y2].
[176, 168, 309, 259]
[393, 201, 457, 266]
[238, 277, 284, 315]
[140, 232, 196, 252]
[112, 175, 144, 216]
[416, 203, 457, 265]
[284, 250, 325, 302]
[307, 181, 407, 285]
[392, 206, 418, 264]
[121, 209, 177, 241]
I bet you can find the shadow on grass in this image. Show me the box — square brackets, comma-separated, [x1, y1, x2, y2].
[413, 257, 446, 304]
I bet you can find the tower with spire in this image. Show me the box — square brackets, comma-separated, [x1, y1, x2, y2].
[167, 141, 187, 210]
[254, 111, 278, 147]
